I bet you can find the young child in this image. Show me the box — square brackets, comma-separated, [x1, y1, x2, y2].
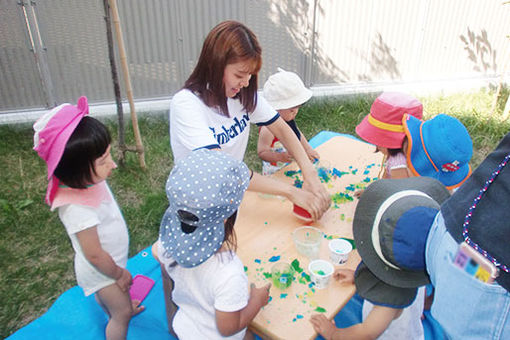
[311, 177, 451, 340]
[33, 96, 142, 340]
[403, 113, 473, 190]
[356, 92, 423, 179]
[157, 149, 271, 339]
[258, 68, 320, 175]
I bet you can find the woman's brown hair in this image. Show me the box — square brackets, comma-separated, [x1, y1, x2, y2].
[184, 21, 262, 117]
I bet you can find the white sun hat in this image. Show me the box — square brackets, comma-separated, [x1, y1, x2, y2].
[263, 68, 312, 110]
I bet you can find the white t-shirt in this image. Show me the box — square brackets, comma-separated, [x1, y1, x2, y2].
[362, 287, 425, 340]
[58, 187, 129, 296]
[169, 89, 279, 161]
[158, 241, 249, 340]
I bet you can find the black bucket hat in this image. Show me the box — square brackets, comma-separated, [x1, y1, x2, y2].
[353, 177, 450, 288]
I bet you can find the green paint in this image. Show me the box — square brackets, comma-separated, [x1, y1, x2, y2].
[315, 307, 326, 313]
[315, 270, 326, 275]
[331, 192, 354, 205]
[291, 259, 303, 273]
[301, 272, 311, 282]
[263, 272, 272, 279]
[244, 266, 247, 272]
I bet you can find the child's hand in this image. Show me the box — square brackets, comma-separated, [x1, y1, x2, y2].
[277, 152, 293, 163]
[250, 283, 271, 308]
[307, 149, 320, 162]
[333, 268, 355, 284]
[310, 314, 337, 340]
[354, 189, 364, 198]
[116, 268, 133, 292]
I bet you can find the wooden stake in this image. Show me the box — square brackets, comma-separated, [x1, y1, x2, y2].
[109, 0, 146, 169]
[103, 0, 126, 166]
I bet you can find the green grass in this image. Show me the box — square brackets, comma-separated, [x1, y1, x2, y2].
[1, 89, 509, 337]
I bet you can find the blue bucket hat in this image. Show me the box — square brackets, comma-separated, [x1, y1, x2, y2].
[353, 177, 450, 289]
[159, 149, 250, 268]
[403, 114, 473, 190]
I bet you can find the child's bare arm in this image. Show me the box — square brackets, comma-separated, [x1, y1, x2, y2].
[389, 167, 411, 179]
[257, 126, 292, 163]
[310, 305, 401, 340]
[76, 227, 132, 292]
[215, 283, 271, 336]
[298, 128, 320, 161]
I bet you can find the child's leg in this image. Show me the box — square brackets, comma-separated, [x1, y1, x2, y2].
[95, 283, 141, 340]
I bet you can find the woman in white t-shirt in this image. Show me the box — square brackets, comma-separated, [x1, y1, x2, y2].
[169, 20, 330, 221]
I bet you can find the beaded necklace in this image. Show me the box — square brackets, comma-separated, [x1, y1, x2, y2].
[462, 153, 510, 273]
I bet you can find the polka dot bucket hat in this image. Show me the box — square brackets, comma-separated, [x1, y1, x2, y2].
[159, 149, 250, 268]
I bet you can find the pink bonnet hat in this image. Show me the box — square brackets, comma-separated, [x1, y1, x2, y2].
[33, 96, 89, 205]
[356, 92, 423, 149]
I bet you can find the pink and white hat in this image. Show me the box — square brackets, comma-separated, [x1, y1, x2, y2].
[356, 92, 423, 149]
[33, 96, 89, 205]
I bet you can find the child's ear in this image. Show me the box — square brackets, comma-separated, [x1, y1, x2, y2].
[402, 137, 409, 153]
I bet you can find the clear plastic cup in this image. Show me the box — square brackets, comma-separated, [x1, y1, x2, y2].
[292, 226, 323, 260]
[271, 262, 294, 290]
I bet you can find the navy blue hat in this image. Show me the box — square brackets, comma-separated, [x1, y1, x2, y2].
[403, 114, 473, 190]
[354, 177, 450, 288]
[159, 149, 250, 268]
[442, 132, 510, 292]
[355, 262, 419, 308]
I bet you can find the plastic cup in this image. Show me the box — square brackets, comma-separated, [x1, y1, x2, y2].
[308, 259, 334, 289]
[292, 226, 323, 259]
[328, 238, 353, 265]
[271, 262, 294, 290]
[293, 204, 313, 222]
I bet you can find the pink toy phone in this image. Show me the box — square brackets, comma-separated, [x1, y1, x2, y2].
[129, 275, 155, 302]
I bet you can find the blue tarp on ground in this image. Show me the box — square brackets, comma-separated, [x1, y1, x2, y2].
[9, 132, 444, 340]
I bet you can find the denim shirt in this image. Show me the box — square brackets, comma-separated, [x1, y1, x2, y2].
[426, 212, 510, 339]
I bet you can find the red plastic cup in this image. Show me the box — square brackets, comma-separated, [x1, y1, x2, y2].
[293, 204, 313, 222]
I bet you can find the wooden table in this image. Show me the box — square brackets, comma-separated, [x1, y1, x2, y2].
[235, 135, 383, 339]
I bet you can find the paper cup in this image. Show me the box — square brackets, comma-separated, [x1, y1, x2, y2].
[292, 226, 322, 260]
[271, 262, 294, 290]
[308, 259, 334, 289]
[328, 238, 353, 265]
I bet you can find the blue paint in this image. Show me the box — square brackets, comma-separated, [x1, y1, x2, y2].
[254, 259, 261, 264]
[268, 255, 280, 262]
[296, 314, 304, 319]
[268, 296, 272, 303]
[280, 293, 288, 299]
[332, 168, 349, 177]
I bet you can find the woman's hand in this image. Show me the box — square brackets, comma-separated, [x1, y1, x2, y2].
[301, 174, 331, 219]
[287, 186, 327, 221]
